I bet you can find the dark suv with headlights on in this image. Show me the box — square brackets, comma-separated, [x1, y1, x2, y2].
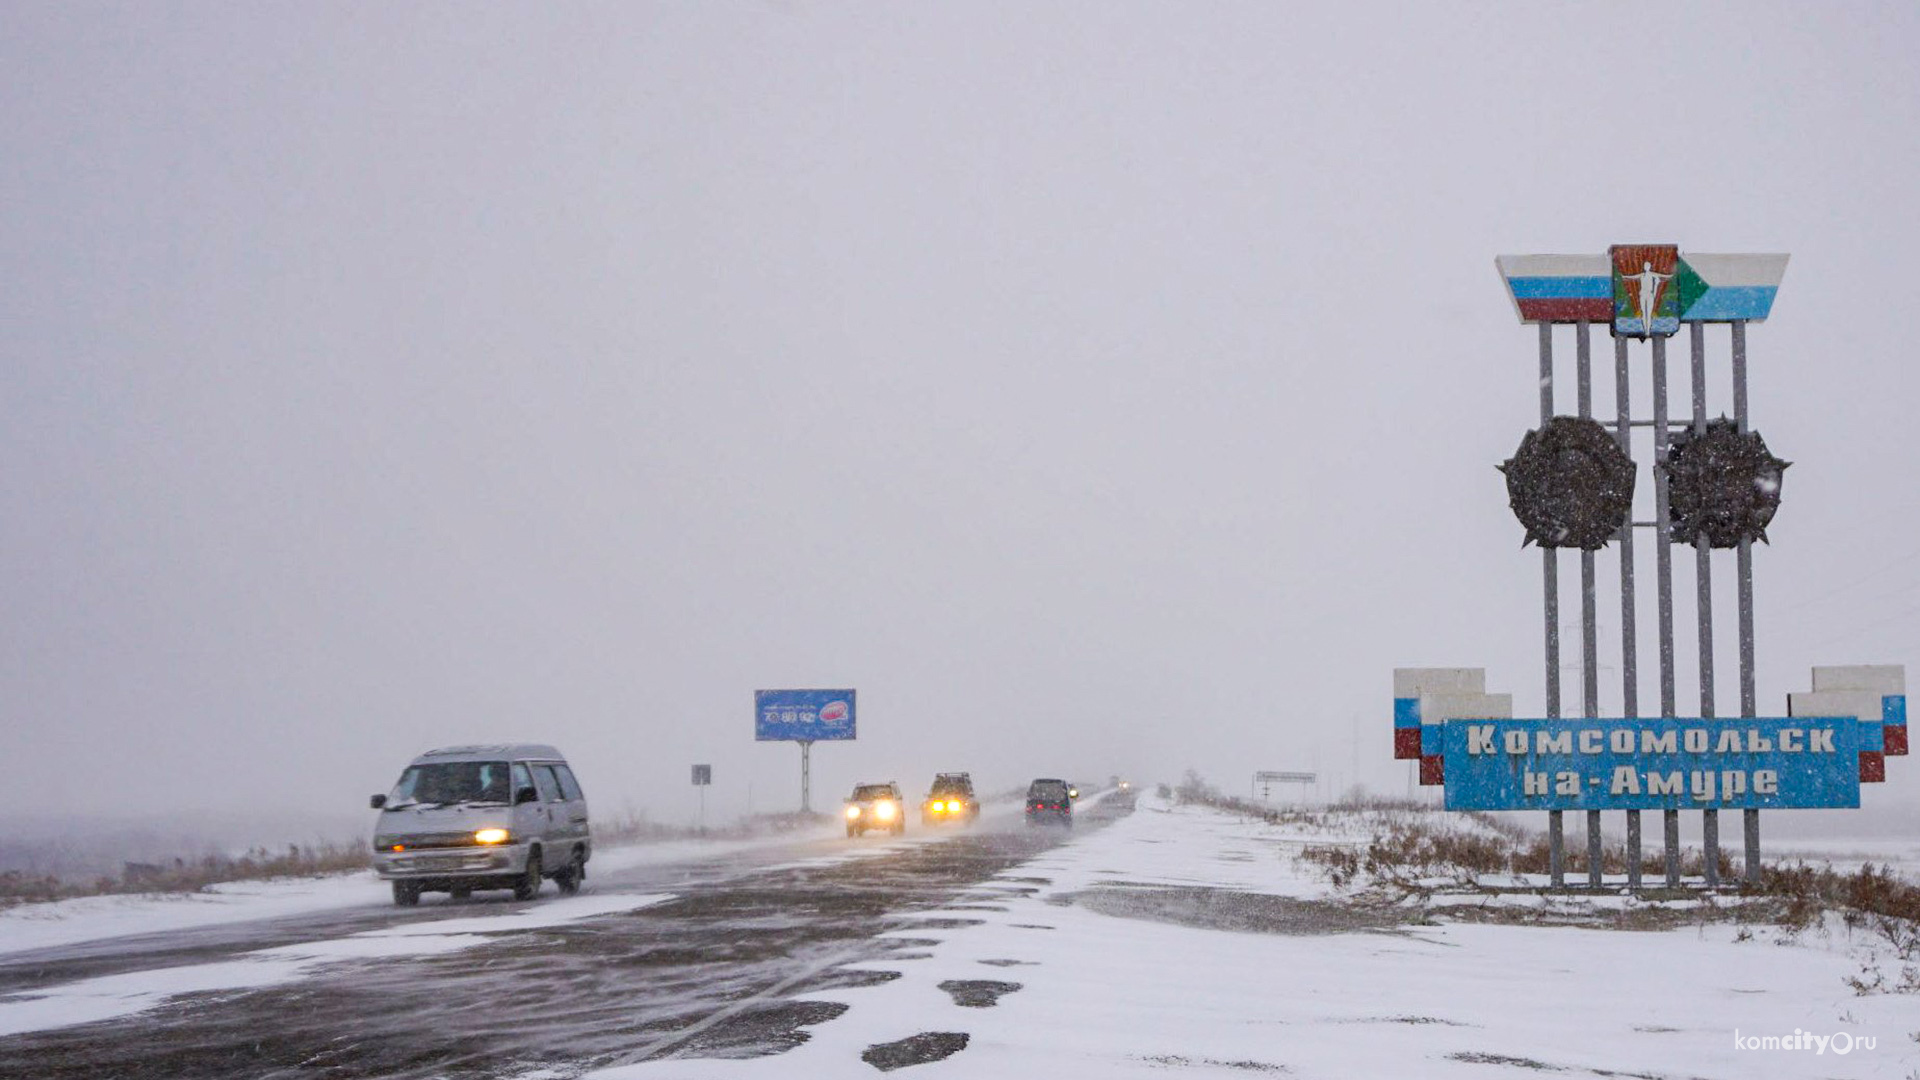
[845, 781, 906, 837]
[921, 772, 980, 827]
[1025, 778, 1073, 828]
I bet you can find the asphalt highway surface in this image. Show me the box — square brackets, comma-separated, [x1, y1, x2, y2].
[0, 797, 1130, 1079]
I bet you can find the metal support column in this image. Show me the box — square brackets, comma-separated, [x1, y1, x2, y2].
[1578, 323, 1602, 887]
[1540, 323, 1564, 887]
[1733, 320, 1761, 885]
[799, 740, 814, 814]
[1691, 322, 1719, 887]
[1653, 335, 1681, 887]
[1616, 334, 1642, 889]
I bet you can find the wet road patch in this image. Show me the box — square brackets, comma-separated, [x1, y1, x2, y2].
[1139, 1054, 1288, 1072]
[1447, 1051, 1566, 1071]
[861, 1030, 969, 1071]
[1065, 886, 1405, 936]
[937, 979, 1020, 1007]
[977, 958, 1036, 967]
[671, 1000, 848, 1058]
[887, 917, 985, 932]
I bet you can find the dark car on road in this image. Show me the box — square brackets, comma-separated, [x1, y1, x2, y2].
[1024, 778, 1073, 828]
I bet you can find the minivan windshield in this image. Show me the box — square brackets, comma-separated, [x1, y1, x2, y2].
[387, 761, 513, 808]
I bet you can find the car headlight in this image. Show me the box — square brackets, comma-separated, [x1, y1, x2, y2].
[874, 800, 896, 820]
[946, 801, 960, 812]
[846, 805, 861, 819]
[473, 828, 511, 845]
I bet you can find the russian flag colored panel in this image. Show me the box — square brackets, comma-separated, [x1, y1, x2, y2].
[1790, 689, 1883, 766]
[1496, 255, 1612, 324]
[1394, 698, 1422, 759]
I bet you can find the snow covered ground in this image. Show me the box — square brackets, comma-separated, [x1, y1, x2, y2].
[1768, 836, 1920, 884]
[586, 795, 1918, 1080]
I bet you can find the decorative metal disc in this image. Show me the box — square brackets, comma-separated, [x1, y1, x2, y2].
[1660, 419, 1788, 548]
[1499, 417, 1636, 550]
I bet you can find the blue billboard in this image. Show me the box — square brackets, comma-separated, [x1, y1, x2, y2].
[755, 689, 857, 742]
[1442, 717, 1862, 811]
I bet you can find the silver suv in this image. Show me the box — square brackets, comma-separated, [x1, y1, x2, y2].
[370, 744, 591, 906]
[844, 781, 905, 837]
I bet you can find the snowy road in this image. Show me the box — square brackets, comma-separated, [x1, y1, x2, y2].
[0, 801, 1107, 1078]
[2, 794, 1915, 1079]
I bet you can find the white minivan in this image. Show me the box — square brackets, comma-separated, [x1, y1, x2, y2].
[370, 744, 591, 906]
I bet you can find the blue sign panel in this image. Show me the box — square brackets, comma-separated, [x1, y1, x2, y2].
[1443, 717, 1861, 811]
[754, 689, 857, 742]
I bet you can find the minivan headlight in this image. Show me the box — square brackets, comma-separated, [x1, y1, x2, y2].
[474, 828, 511, 845]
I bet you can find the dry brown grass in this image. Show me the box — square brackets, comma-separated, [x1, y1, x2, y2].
[0, 842, 370, 909]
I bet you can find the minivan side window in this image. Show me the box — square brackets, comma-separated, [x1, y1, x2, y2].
[511, 762, 533, 798]
[552, 764, 584, 802]
[532, 764, 562, 803]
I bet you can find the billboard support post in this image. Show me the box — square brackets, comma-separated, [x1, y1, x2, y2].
[800, 740, 813, 814]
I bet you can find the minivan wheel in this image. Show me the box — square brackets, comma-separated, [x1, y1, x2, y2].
[514, 850, 542, 901]
[556, 850, 585, 896]
[392, 881, 421, 907]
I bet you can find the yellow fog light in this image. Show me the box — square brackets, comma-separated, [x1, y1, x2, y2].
[474, 828, 511, 845]
[874, 801, 896, 821]
[845, 805, 861, 819]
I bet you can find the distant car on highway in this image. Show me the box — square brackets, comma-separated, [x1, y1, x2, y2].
[921, 772, 980, 826]
[1025, 778, 1073, 828]
[845, 781, 906, 837]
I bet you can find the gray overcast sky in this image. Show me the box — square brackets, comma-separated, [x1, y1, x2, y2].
[5, 3, 1919, 830]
